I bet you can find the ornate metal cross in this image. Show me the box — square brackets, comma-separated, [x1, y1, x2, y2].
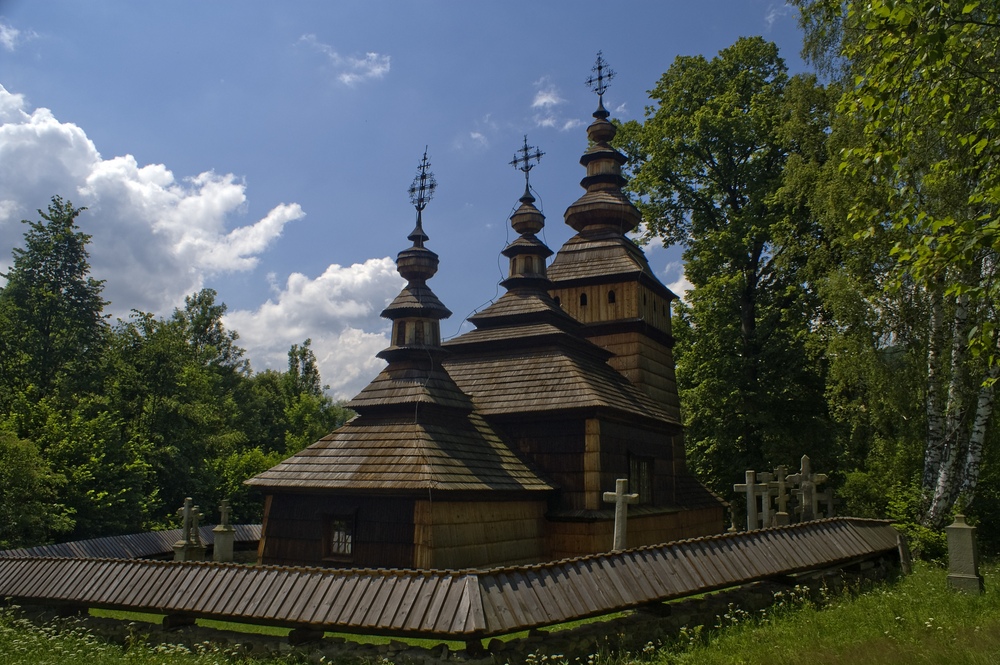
[509, 135, 544, 192]
[408, 147, 436, 213]
[586, 50, 615, 99]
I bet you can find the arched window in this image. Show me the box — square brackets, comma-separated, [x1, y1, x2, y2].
[580, 293, 588, 306]
[553, 296, 561, 307]
[414, 321, 425, 345]
[395, 321, 407, 346]
[608, 290, 616, 304]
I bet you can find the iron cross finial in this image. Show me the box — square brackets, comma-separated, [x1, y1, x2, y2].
[408, 147, 437, 213]
[509, 135, 544, 192]
[586, 51, 615, 98]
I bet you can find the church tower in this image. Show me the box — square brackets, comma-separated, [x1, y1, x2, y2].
[548, 53, 682, 429]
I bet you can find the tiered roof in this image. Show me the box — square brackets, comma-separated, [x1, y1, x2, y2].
[548, 60, 676, 301]
[443, 136, 677, 427]
[249, 151, 553, 494]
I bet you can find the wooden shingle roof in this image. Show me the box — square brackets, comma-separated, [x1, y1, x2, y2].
[347, 363, 473, 413]
[247, 413, 554, 493]
[548, 229, 676, 301]
[443, 342, 676, 424]
[0, 519, 904, 639]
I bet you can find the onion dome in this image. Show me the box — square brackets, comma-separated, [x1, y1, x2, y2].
[564, 51, 641, 235]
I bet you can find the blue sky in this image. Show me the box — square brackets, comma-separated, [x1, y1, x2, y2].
[0, 1, 806, 398]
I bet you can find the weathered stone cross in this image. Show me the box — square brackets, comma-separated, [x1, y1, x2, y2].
[603, 478, 639, 551]
[177, 496, 204, 546]
[218, 499, 232, 528]
[786, 455, 828, 521]
[734, 470, 759, 531]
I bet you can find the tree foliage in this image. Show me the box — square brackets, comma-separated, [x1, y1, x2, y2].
[617, 37, 834, 492]
[0, 201, 354, 543]
[792, 0, 1000, 529]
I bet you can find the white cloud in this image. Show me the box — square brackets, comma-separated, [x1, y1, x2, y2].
[225, 258, 404, 399]
[532, 77, 564, 109]
[614, 102, 628, 116]
[765, 3, 792, 31]
[298, 35, 390, 85]
[561, 119, 584, 131]
[0, 84, 301, 316]
[663, 261, 693, 302]
[0, 19, 34, 52]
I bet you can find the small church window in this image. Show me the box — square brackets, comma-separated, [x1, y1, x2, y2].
[415, 321, 425, 345]
[395, 322, 407, 346]
[324, 515, 355, 560]
[608, 290, 616, 304]
[629, 455, 653, 505]
[580, 293, 588, 306]
[554, 296, 561, 307]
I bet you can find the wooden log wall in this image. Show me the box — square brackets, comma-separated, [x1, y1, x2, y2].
[598, 420, 676, 507]
[501, 419, 587, 512]
[258, 493, 415, 568]
[587, 331, 680, 417]
[413, 500, 547, 569]
[551, 282, 672, 337]
[546, 505, 726, 560]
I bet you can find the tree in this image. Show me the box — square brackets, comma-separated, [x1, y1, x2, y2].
[0, 430, 74, 548]
[0, 197, 108, 402]
[792, 0, 1000, 528]
[617, 37, 834, 493]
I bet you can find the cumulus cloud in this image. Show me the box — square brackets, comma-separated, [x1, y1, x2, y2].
[663, 261, 693, 302]
[0, 19, 34, 52]
[298, 35, 390, 85]
[0, 84, 301, 315]
[225, 258, 403, 399]
[454, 114, 497, 151]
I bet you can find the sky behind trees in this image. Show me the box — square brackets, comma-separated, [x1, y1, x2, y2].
[0, 1, 805, 398]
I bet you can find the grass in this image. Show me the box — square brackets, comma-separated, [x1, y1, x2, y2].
[1, 561, 997, 664]
[647, 561, 1000, 665]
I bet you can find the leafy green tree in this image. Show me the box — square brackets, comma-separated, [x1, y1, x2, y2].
[0, 430, 74, 548]
[792, 0, 1000, 528]
[617, 37, 834, 493]
[0, 197, 108, 403]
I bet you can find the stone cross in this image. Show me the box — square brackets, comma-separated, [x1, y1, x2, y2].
[213, 499, 236, 563]
[219, 499, 232, 528]
[176, 496, 204, 546]
[769, 465, 792, 526]
[785, 455, 828, 521]
[734, 470, 759, 531]
[173, 497, 206, 561]
[603, 478, 639, 551]
[756, 471, 774, 528]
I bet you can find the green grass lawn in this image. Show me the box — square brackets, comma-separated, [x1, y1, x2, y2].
[1, 561, 997, 664]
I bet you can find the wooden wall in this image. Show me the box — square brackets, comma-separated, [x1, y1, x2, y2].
[550, 282, 672, 337]
[546, 505, 725, 560]
[413, 500, 547, 569]
[587, 331, 680, 418]
[258, 493, 416, 568]
[598, 420, 676, 507]
[501, 419, 587, 511]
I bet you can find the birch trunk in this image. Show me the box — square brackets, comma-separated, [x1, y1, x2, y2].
[958, 363, 998, 501]
[922, 278, 947, 492]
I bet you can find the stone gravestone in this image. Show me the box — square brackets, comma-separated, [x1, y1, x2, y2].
[213, 499, 236, 563]
[946, 514, 984, 594]
[173, 497, 206, 562]
[603, 478, 638, 551]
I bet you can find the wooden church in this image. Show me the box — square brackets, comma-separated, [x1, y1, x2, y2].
[247, 57, 725, 569]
